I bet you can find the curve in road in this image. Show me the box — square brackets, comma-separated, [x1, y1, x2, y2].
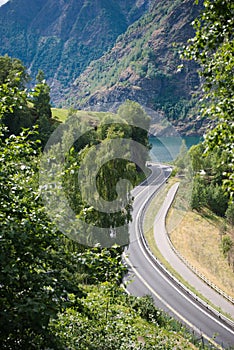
[154, 182, 234, 319]
[124, 163, 234, 349]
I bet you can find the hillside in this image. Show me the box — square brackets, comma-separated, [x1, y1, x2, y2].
[68, 0, 208, 135]
[0, 0, 150, 103]
[0, 0, 212, 135]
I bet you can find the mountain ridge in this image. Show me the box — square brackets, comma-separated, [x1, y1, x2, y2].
[0, 0, 210, 135]
[0, 0, 150, 102]
[67, 0, 207, 135]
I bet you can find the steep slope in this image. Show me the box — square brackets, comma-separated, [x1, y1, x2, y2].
[0, 0, 150, 103]
[69, 0, 207, 135]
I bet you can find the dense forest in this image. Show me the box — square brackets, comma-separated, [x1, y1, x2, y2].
[0, 0, 233, 348]
[0, 56, 202, 349]
[0, 0, 151, 104]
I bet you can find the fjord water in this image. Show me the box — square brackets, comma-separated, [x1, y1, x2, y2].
[149, 136, 202, 163]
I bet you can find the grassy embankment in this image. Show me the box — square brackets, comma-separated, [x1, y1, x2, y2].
[144, 176, 234, 301]
[168, 203, 234, 299]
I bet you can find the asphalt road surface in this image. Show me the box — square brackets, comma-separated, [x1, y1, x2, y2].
[124, 163, 234, 349]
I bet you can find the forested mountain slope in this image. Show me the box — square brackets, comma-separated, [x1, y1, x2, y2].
[69, 0, 206, 135]
[0, 0, 209, 135]
[0, 0, 150, 102]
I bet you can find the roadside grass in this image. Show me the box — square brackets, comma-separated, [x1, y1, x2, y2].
[168, 208, 234, 299]
[143, 179, 218, 306]
[144, 227, 215, 308]
[143, 176, 234, 317]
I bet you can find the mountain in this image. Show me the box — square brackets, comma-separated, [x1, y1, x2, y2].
[68, 0, 207, 135]
[0, 0, 150, 102]
[0, 0, 209, 135]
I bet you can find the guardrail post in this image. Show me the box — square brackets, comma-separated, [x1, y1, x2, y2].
[201, 335, 204, 349]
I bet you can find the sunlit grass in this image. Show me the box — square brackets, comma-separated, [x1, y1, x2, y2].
[168, 208, 234, 299]
[143, 177, 233, 318]
[51, 108, 68, 122]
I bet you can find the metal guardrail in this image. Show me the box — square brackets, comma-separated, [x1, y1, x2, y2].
[137, 175, 234, 331]
[166, 230, 234, 306]
[139, 218, 234, 333]
[153, 179, 234, 306]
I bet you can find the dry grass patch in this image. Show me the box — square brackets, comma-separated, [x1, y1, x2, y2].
[168, 209, 234, 298]
[142, 177, 229, 309]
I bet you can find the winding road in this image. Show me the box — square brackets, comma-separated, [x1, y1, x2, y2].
[124, 163, 234, 349]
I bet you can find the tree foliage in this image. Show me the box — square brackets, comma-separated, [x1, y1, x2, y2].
[0, 55, 55, 145]
[50, 283, 200, 350]
[0, 128, 84, 348]
[184, 0, 234, 201]
[0, 55, 29, 88]
[58, 101, 150, 247]
[0, 57, 33, 135]
[31, 70, 52, 119]
[77, 245, 127, 285]
[189, 143, 230, 215]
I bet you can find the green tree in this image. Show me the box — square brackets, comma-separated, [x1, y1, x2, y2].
[0, 128, 83, 349]
[0, 55, 29, 88]
[31, 70, 52, 119]
[174, 140, 189, 171]
[117, 100, 151, 150]
[190, 175, 206, 210]
[0, 57, 57, 149]
[226, 202, 234, 227]
[0, 56, 34, 135]
[183, 0, 234, 201]
[221, 235, 233, 259]
[77, 245, 127, 285]
[189, 143, 205, 174]
[59, 104, 150, 246]
[30, 70, 58, 146]
[206, 183, 228, 216]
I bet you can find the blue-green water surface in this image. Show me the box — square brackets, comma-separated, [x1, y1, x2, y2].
[149, 136, 202, 163]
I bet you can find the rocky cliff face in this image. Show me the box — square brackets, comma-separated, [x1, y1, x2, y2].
[68, 0, 209, 135]
[0, 0, 209, 135]
[72, 1, 198, 101]
[0, 0, 150, 102]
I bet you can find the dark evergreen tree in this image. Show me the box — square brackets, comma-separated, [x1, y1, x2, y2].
[32, 70, 52, 119]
